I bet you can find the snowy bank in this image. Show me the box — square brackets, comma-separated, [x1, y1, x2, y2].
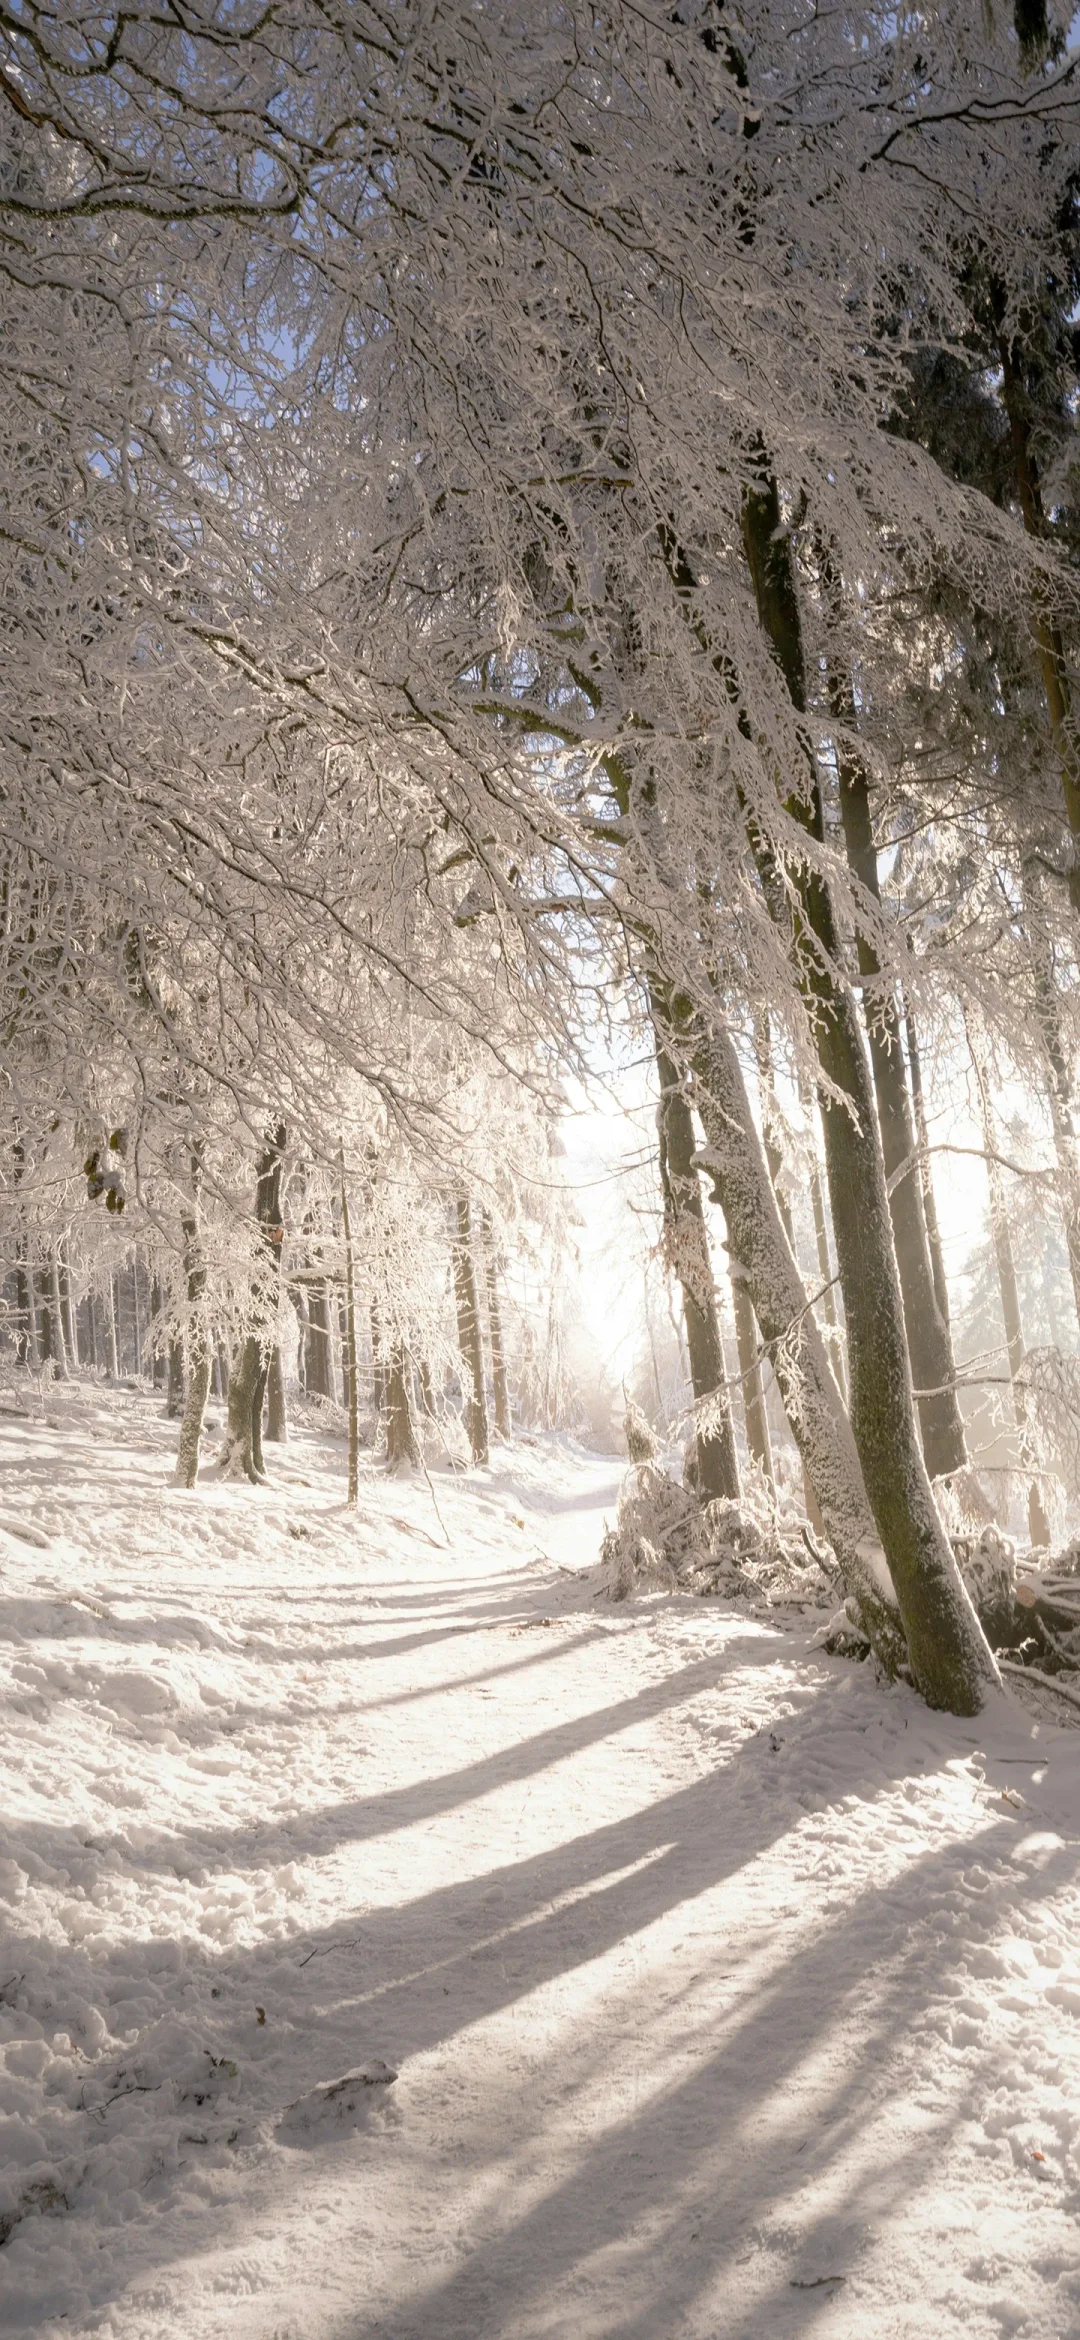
[2, 1386, 1080, 2337]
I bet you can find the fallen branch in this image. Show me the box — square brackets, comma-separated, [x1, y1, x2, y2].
[1000, 1659, 1080, 1714]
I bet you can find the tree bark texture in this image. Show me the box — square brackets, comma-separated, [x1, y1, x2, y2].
[728, 1264, 774, 1484]
[693, 1022, 903, 1668]
[304, 1277, 335, 1399]
[754, 1018, 825, 1531]
[837, 758, 967, 1478]
[176, 1154, 211, 1489]
[655, 1043, 740, 1503]
[999, 336, 1080, 920]
[221, 1125, 285, 1483]
[266, 1343, 288, 1442]
[453, 1193, 489, 1464]
[482, 1212, 512, 1441]
[902, 992, 953, 1334]
[385, 1343, 420, 1470]
[966, 1018, 1052, 1549]
[370, 1300, 386, 1427]
[339, 1145, 360, 1504]
[741, 472, 998, 1712]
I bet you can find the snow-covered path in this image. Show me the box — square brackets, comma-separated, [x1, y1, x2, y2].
[4, 1391, 1080, 2337]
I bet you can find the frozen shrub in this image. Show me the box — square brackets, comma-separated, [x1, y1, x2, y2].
[622, 1400, 659, 1465]
[953, 1525, 1016, 1646]
[598, 1463, 836, 1606]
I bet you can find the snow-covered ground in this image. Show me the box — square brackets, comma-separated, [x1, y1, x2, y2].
[3, 1387, 1080, 2337]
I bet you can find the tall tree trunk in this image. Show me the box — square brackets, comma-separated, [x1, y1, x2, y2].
[13, 1257, 34, 1366]
[1023, 888, 1080, 1333]
[337, 1293, 350, 1429]
[481, 1212, 513, 1442]
[655, 1041, 740, 1503]
[754, 1016, 824, 1529]
[131, 1253, 142, 1380]
[453, 1193, 489, 1464]
[965, 1018, 1051, 1548]
[836, 760, 967, 1479]
[728, 1264, 774, 1484]
[150, 1279, 165, 1387]
[305, 1277, 335, 1399]
[694, 1022, 902, 1666]
[999, 336, 1080, 917]
[902, 991, 953, 1334]
[385, 1343, 420, 1470]
[11, 1147, 34, 1366]
[221, 1125, 285, 1483]
[370, 1299, 386, 1427]
[338, 1143, 360, 1504]
[800, 1075, 848, 1402]
[266, 1345, 287, 1442]
[166, 1336, 185, 1419]
[740, 471, 998, 1713]
[996, 349, 1080, 1325]
[293, 1286, 309, 1395]
[176, 1150, 211, 1489]
[104, 1276, 119, 1381]
[59, 1249, 76, 1369]
[46, 1254, 69, 1379]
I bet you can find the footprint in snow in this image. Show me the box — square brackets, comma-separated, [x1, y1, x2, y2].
[276, 2060, 398, 2147]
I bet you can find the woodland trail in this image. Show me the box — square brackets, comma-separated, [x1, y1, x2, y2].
[2, 1387, 1080, 2337]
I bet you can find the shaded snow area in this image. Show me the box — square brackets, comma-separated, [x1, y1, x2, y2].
[4, 1393, 1080, 2337]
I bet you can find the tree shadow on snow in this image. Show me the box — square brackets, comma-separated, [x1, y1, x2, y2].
[4, 1623, 1075, 2334]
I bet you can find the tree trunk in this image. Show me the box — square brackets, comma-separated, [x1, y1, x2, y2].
[339, 1143, 360, 1504]
[902, 991, 953, 1334]
[385, 1343, 420, 1470]
[481, 1212, 512, 1441]
[995, 350, 1080, 1325]
[104, 1276, 119, 1381]
[655, 1041, 740, 1503]
[1025, 891, 1080, 1334]
[754, 1017, 824, 1530]
[999, 335, 1080, 918]
[59, 1249, 76, 1369]
[740, 471, 998, 1712]
[453, 1193, 489, 1464]
[694, 1022, 903, 1668]
[166, 1337, 185, 1419]
[46, 1254, 69, 1379]
[36, 1269, 53, 1368]
[965, 1017, 1052, 1549]
[13, 1258, 34, 1366]
[220, 1125, 285, 1483]
[728, 1265, 774, 1484]
[266, 1344, 287, 1442]
[293, 1287, 309, 1395]
[305, 1278, 335, 1399]
[221, 1337, 266, 1482]
[176, 1154, 212, 1489]
[370, 1300, 386, 1428]
[131, 1253, 143, 1380]
[800, 1077, 848, 1402]
[837, 763, 967, 1480]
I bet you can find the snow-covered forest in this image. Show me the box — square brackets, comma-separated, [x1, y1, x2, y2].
[5, 3, 1080, 2332]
